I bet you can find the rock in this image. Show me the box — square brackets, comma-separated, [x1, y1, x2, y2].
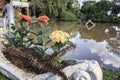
[61, 60, 76, 66]
[30, 60, 102, 80]
[69, 70, 91, 80]
[62, 60, 103, 80]
[0, 53, 103, 80]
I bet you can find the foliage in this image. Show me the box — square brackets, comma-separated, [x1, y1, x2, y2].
[29, 0, 80, 20]
[3, 15, 75, 80]
[103, 68, 120, 80]
[29, 0, 120, 22]
[80, 0, 120, 23]
[4, 15, 74, 60]
[61, 11, 78, 21]
[0, 72, 10, 80]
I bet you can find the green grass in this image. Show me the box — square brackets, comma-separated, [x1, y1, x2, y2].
[0, 72, 10, 80]
[0, 68, 119, 80]
[103, 68, 120, 80]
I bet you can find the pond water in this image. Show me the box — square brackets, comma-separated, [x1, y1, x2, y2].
[31, 21, 120, 70]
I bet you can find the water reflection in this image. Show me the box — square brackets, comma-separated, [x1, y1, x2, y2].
[107, 26, 120, 50]
[30, 22, 120, 70]
[79, 23, 116, 42]
[63, 32, 120, 70]
[61, 23, 120, 70]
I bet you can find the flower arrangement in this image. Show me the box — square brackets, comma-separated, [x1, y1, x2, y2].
[38, 15, 49, 25]
[2, 15, 75, 80]
[50, 30, 70, 43]
[19, 15, 32, 23]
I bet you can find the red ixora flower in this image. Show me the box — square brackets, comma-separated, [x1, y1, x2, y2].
[38, 15, 50, 25]
[19, 15, 32, 23]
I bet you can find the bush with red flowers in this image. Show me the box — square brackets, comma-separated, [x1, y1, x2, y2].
[38, 15, 50, 25]
[5, 15, 74, 59]
[19, 15, 32, 23]
[3, 15, 74, 79]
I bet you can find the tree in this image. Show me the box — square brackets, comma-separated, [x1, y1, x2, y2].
[80, 0, 115, 22]
[29, 0, 80, 20]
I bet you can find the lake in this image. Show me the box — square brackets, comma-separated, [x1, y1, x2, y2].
[30, 21, 120, 70]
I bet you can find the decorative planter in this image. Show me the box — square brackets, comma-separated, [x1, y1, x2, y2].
[0, 28, 103, 80]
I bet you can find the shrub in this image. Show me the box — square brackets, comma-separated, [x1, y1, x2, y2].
[61, 11, 78, 21]
[3, 15, 75, 80]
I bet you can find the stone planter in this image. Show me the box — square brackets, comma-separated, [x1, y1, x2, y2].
[0, 28, 103, 80]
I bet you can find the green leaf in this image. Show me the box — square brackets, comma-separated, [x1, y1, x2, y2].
[26, 40, 34, 48]
[15, 32, 21, 37]
[33, 46, 41, 52]
[22, 22, 29, 28]
[29, 30, 37, 35]
[15, 37, 23, 45]
[37, 36, 43, 45]
[17, 28, 24, 34]
[33, 46, 44, 54]
[43, 48, 48, 52]
[9, 37, 22, 46]
[43, 27, 51, 33]
[58, 52, 65, 57]
[9, 37, 16, 44]
[52, 45, 59, 51]
[11, 24, 16, 30]
[45, 40, 51, 45]
[38, 31, 42, 35]
[42, 34, 49, 38]
[40, 22, 45, 29]
[21, 32, 27, 38]
[21, 26, 26, 31]
[26, 30, 30, 34]
[27, 38, 34, 42]
[65, 40, 73, 45]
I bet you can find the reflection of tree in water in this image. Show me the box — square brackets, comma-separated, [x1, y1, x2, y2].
[50, 21, 80, 32]
[79, 23, 120, 52]
[107, 27, 120, 50]
[108, 39, 120, 50]
[79, 23, 116, 42]
[30, 22, 120, 50]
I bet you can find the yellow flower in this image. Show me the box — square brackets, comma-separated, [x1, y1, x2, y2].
[50, 30, 70, 43]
